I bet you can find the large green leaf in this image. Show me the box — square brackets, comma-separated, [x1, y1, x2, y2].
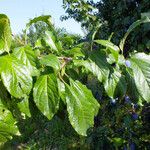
[39, 54, 60, 71]
[119, 16, 150, 51]
[0, 55, 32, 98]
[65, 79, 100, 136]
[0, 14, 12, 54]
[13, 46, 39, 76]
[130, 53, 150, 102]
[33, 74, 60, 119]
[74, 50, 109, 82]
[0, 100, 19, 144]
[104, 71, 127, 98]
[94, 40, 119, 61]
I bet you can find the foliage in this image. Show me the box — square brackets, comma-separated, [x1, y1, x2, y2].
[62, 0, 150, 53]
[0, 12, 150, 150]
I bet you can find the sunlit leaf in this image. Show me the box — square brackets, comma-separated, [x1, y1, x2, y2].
[13, 45, 39, 76]
[0, 55, 32, 98]
[65, 79, 100, 136]
[130, 53, 150, 102]
[33, 73, 60, 119]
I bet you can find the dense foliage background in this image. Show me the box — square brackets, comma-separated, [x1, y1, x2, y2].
[0, 1, 150, 150]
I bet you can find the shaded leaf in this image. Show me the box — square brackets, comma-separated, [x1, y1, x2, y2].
[104, 71, 127, 98]
[74, 50, 109, 82]
[17, 96, 31, 117]
[0, 100, 19, 143]
[94, 40, 119, 61]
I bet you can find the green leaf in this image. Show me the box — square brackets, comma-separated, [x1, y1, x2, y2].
[17, 96, 31, 117]
[65, 47, 84, 57]
[0, 81, 9, 102]
[13, 45, 39, 76]
[94, 40, 119, 61]
[39, 54, 60, 71]
[0, 55, 32, 98]
[57, 79, 66, 104]
[65, 79, 100, 136]
[124, 69, 140, 101]
[141, 12, 150, 19]
[112, 137, 125, 147]
[0, 14, 12, 54]
[74, 50, 109, 82]
[25, 15, 62, 51]
[33, 74, 60, 119]
[0, 100, 19, 144]
[104, 71, 127, 98]
[120, 17, 150, 51]
[130, 53, 150, 102]
[44, 30, 62, 52]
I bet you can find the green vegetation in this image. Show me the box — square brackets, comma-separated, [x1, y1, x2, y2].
[0, 1, 150, 149]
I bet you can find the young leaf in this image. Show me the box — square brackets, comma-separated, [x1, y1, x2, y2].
[0, 14, 12, 54]
[39, 54, 60, 71]
[0, 55, 32, 98]
[104, 71, 127, 98]
[13, 45, 39, 76]
[65, 79, 100, 136]
[33, 74, 60, 120]
[130, 53, 150, 102]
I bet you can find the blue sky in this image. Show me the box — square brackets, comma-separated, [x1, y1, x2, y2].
[0, 0, 85, 35]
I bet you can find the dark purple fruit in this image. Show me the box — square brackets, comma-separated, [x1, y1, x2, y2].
[111, 98, 116, 105]
[132, 113, 138, 120]
[130, 142, 135, 150]
[125, 96, 131, 104]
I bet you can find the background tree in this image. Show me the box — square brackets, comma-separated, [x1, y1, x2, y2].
[62, 0, 150, 55]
